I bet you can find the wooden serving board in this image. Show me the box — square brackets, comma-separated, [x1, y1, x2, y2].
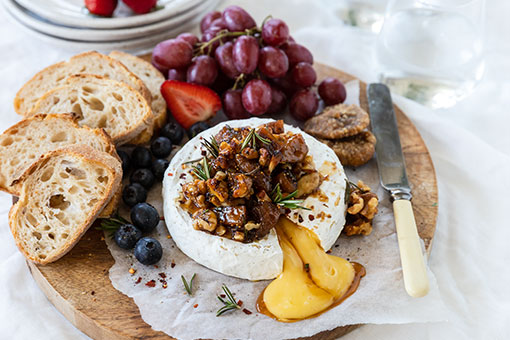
[26, 63, 438, 340]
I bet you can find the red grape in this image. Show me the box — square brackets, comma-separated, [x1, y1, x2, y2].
[266, 86, 287, 114]
[151, 58, 169, 76]
[211, 72, 234, 94]
[222, 5, 256, 32]
[262, 18, 289, 46]
[258, 46, 289, 78]
[153, 39, 193, 69]
[201, 27, 225, 54]
[167, 68, 186, 81]
[186, 55, 218, 86]
[242, 79, 272, 115]
[282, 42, 313, 67]
[233, 36, 259, 74]
[214, 42, 240, 79]
[177, 32, 198, 47]
[318, 77, 347, 105]
[209, 17, 227, 31]
[271, 73, 303, 97]
[200, 11, 222, 33]
[291, 62, 316, 87]
[289, 89, 319, 120]
[223, 89, 251, 119]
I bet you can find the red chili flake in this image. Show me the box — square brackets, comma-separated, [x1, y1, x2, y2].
[162, 283, 168, 289]
[179, 173, 187, 179]
[171, 261, 176, 268]
[193, 304, 199, 308]
[159, 273, 167, 279]
[135, 277, 142, 284]
[201, 150, 206, 156]
[167, 172, 174, 176]
[160, 216, 165, 220]
[242, 308, 252, 315]
[154, 265, 159, 269]
[308, 215, 315, 221]
[237, 300, 243, 307]
[298, 215, 304, 223]
[284, 208, 291, 215]
[145, 280, 156, 288]
[219, 294, 226, 298]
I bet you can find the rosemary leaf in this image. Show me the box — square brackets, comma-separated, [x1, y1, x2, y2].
[216, 284, 241, 317]
[240, 129, 255, 151]
[181, 273, 196, 296]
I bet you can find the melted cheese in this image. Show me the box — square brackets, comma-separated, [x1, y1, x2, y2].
[280, 218, 355, 299]
[262, 231, 334, 320]
[262, 218, 356, 321]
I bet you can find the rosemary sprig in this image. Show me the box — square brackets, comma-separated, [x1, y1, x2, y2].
[271, 184, 311, 210]
[181, 273, 196, 296]
[96, 215, 130, 236]
[202, 136, 219, 158]
[240, 128, 271, 151]
[344, 179, 362, 204]
[216, 284, 241, 316]
[192, 156, 211, 181]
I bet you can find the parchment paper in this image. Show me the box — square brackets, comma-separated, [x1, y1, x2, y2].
[106, 81, 448, 340]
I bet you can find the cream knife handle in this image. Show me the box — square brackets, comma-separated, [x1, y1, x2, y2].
[393, 199, 430, 298]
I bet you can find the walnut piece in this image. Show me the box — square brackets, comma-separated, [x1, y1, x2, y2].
[343, 180, 379, 236]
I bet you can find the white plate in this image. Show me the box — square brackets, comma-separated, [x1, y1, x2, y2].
[13, 0, 206, 29]
[5, 0, 215, 42]
[2, 0, 219, 53]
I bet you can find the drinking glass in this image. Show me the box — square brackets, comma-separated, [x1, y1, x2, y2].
[375, 0, 485, 108]
[322, 0, 388, 33]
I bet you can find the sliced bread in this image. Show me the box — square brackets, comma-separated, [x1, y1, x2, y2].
[109, 51, 167, 131]
[14, 51, 152, 116]
[0, 113, 117, 195]
[9, 145, 122, 264]
[29, 74, 154, 145]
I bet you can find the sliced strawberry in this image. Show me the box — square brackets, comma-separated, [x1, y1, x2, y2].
[160, 80, 222, 130]
[122, 0, 157, 14]
[85, 0, 118, 17]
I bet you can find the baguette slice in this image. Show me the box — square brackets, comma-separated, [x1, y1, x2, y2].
[30, 74, 153, 145]
[0, 113, 117, 195]
[9, 145, 122, 264]
[14, 51, 152, 116]
[109, 51, 167, 144]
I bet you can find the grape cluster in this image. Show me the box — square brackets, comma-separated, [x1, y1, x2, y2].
[152, 5, 347, 121]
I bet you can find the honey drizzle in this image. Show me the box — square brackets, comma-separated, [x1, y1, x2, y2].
[256, 262, 366, 323]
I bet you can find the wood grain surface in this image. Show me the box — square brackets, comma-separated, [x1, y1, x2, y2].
[26, 62, 438, 340]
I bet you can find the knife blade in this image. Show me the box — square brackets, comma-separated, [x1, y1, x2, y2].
[367, 83, 429, 298]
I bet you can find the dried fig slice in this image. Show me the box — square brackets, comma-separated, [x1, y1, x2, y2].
[319, 130, 376, 167]
[304, 104, 370, 139]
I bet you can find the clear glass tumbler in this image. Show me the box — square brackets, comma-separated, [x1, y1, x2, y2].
[333, 0, 388, 33]
[375, 0, 485, 108]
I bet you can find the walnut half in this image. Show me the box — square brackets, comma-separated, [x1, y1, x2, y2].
[343, 180, 378, 236]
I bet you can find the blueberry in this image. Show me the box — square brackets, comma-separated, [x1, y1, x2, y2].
[187, 121, 210, 139]
[150, 136, 172, 158]
[131, 202, 160, 233]
[134, 237, 163, 265]
[161, 122, 184, 145]
[117, 150, 131, 174]
[114, 224, 142, 249]
[130, 168, 155, 189]
[131, 147, 152, 168]
[122, 183, 147, 207]
[152, 158, 170, 180]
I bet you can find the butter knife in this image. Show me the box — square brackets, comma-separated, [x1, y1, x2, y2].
[367, 83, 429, 298]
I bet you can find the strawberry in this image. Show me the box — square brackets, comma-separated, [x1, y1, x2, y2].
[85, 0, 118, 17]
[161, 80, 222, 130]
[122, 0, 157, 14]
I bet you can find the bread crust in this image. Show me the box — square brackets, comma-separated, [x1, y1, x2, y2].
[14, 51, 152, 115]
[9, 145, 122, 264]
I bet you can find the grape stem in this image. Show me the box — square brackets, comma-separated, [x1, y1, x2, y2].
[232, 73, 246, 90]
[194, 27, 261, 57]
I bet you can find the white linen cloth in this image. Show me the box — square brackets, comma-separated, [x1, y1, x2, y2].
[0, 0, 509, 339]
